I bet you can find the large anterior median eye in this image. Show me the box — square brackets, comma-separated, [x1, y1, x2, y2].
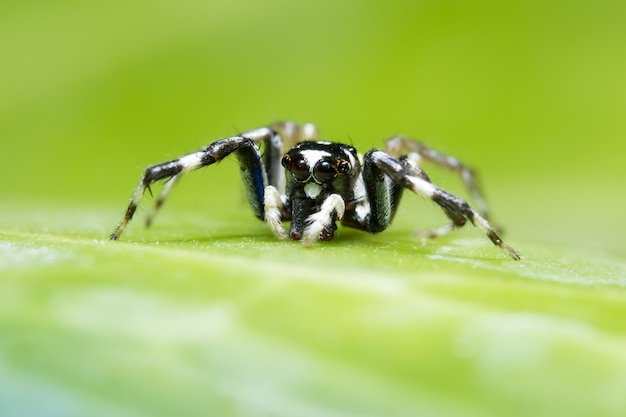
[313, 160, 336, 183]
[291, 157, 311, 181]
[282, 154, 311, 182]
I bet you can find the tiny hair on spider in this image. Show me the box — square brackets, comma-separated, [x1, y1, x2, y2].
[110, 121, 520, 260]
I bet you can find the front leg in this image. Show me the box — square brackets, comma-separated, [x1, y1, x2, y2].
[263, 185, 288, 240]
[110, 134, 270, 240]
[363, 150, 520, 260]
[110, 148, 216, 240]
[385, 136, 491, 221]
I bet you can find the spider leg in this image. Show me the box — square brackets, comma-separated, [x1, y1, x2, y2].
[145, 173, 182, 227]
[263, 185, 288, 240]
[110, 128, 276, 240]
[385, 136, 491, 221]
[399, 156, 460, 239]
[270, 121, 318, 148]
[142, 122, 291, 227]
[363, 150, 520, 260]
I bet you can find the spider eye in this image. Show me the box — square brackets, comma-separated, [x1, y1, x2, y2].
[337, 160, 351, 174]
[291, 157, 310, 181]
[281, 154, 290, 169]
[313, 160, 336, 183]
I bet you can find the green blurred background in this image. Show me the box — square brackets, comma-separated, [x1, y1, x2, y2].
[2, 0, 626, 416]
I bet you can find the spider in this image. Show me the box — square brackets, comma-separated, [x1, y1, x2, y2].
[110, 121, 520, 260]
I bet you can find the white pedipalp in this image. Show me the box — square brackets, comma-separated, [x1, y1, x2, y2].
[302, 194, 345, 247]
[263, 185, 288, 240]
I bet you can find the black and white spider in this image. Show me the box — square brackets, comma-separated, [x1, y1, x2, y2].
[110, 121, 520, 260]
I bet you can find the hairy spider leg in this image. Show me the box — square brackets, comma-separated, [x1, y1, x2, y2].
[145, 173, 181, 227]
[110, 129, 277, 240]
[263, 185, 288, 240]
[361, 150, 520, 260]
[111, 121, 321, 241]
[140, 126, 285, 230]
[270, 121, 318, 150]
[385, 136, 491, 222]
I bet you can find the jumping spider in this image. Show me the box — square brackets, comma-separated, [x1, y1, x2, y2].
[110, 121, 520, 260]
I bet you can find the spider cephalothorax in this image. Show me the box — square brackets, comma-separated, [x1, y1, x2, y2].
[110, 121, 520, 259]
[278, 141, 360, 241]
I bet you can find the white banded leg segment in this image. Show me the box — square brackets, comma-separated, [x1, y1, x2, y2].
[385, 136, 490, 219]
[241, 127, 273, 143]
[264, 186, 288, 240]
[469, 208, 521, 260]
[176, 151, 206, 170]
[407, 176, 520, 259]
[405, 171, 458, 240]
[405, 176, 437, 199]
[303, 194, 345, 247]
[303, 123, 318, 140]
[109, 152, 206, 240]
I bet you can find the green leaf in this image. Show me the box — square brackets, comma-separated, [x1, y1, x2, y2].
[1, 203, 625, 417]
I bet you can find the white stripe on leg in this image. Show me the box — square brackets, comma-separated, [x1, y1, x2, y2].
[264, 186, 288, 240]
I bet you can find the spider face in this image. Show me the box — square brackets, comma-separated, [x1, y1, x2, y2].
[281, 141, 357, 185]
